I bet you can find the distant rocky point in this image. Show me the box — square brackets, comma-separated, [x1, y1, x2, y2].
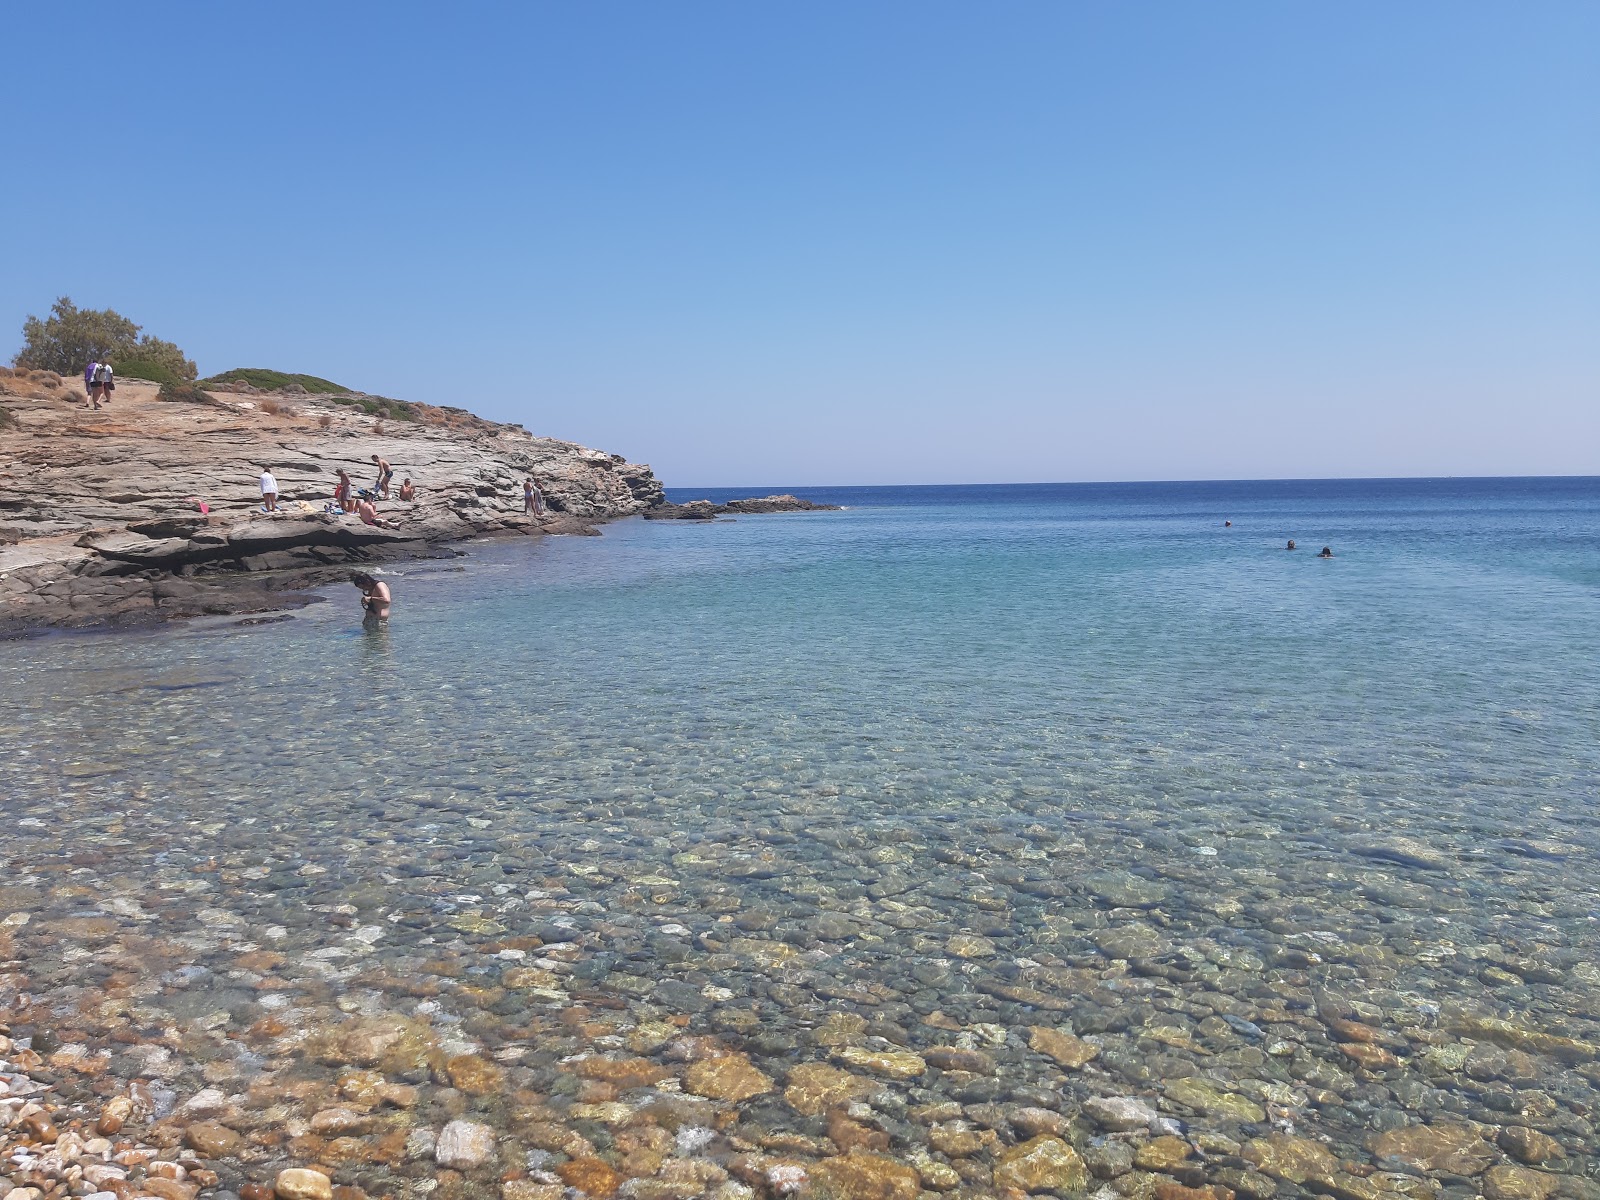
[644, 494, 842, 520]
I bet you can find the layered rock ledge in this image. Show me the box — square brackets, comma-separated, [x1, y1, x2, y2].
[0, 378, 663, 635]
[643, 494, 841, 520]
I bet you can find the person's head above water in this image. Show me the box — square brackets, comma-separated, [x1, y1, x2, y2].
[1287, 540, 1296, 550]
[1318, 546, 1333, 558]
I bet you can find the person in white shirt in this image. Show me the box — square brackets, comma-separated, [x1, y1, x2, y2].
[259, 468, 279, 513]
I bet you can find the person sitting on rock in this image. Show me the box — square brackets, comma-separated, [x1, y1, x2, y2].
[352, 572, 391, 623]
[398, 477, 416, 502]
[355, 497, 392, 528]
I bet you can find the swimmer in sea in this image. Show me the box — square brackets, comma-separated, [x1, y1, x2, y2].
[352, 572, 391, 623]
[1287, 539, 1297, 550]
[1317, 546, 1334, 558]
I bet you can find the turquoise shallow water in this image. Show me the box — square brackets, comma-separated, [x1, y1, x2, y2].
[2, 477, 1598, 1193]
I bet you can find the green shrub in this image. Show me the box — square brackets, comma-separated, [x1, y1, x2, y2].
[13, 297, 196, 378]
[117, 357, 188, 386]
[158, 380, 219, 405]
[201, 367, 349, 393]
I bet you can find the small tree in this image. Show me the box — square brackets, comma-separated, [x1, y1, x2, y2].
[12, 297, 197, 379]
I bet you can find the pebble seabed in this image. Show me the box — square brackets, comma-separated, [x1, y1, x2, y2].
[2, 765, 1597, 1200]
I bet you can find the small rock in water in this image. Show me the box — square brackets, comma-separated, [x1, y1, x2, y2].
[273, 1168, 334, 1200]
[434, 1119, 497, 1169]
[1084, 1096, 1160, 1132]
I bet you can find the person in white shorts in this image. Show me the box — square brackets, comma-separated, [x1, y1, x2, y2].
[259, 468, 279, 513]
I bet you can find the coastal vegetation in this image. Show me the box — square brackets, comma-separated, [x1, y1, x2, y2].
[12, 296, 197, 380]
[203, 367, 423, 422]
[200, 366, 349, 393]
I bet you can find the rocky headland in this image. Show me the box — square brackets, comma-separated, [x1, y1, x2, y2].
[0, 372, 823, 636]
[643, 497, 840, 521]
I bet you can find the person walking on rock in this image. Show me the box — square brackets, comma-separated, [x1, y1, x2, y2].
[83, 359, 98, 406]
[372, 454, 393, 499]
[89, 359, 114, 409]
[259, 467, 279, 513]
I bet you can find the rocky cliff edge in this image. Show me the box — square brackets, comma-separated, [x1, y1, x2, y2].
[0, 374, 664, 634]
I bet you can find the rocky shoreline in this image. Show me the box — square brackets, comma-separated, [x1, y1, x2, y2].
[0, 376, 827, 637]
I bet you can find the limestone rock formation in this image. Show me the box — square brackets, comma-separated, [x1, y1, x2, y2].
[0, 377, 662, 632]
[643, 493, 840, 520]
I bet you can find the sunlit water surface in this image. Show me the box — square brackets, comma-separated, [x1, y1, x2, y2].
[2, 478, 1598, 1194]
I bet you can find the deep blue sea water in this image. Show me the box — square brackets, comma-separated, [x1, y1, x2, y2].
[2, 477, 1598, 1181]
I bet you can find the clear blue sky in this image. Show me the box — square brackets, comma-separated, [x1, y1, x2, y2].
[4, 3, 1595, 486]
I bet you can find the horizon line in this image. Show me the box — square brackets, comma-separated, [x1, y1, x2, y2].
[666, 472, 1600, 491]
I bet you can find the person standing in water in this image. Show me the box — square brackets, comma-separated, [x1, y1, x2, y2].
[352, 572, 391, 623]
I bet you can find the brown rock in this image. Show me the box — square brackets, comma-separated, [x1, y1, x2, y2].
[445, 1053, 505, 1095]
[810, 1151, 922, 1200]
[312, 1107, 375, 1137]
[1029, 1027, 1101, 1070]
[929, 1122, 985, 1157]
[784, 1063, 882, 1116]
[924, 1046, 997, 1074]
[143, 1180, 200, 1200]
[1240, 1134, 1338, 1184]
[275, 1168, 335, 1200]
[832, 1046, 926, 1079]
[1339, 1043, 1399, 1070]
[684, 1053, 775, 1103]
[1325, 1018, 1378, 1043]
[1482, 1165, 1560, 1200]
[1497, 1126, 1565, 1165]
[573, 1055, 672, 1088]
[1368, 1124, 1494, 1175]
[993, 1136, 1089, 1193]
[184, 1120, 243, 1158]
[555, 1156, 622, 1198]
[829, 1110, 891, 1152]
[1155, 1185, 1234, 1200]
[1011, 1106, 1073, 1138]
[503, 1183, 565, 1200]
[98, 1096, 134, 1136]
[241, 1185, 275, 1200]
[1136, 1137, 1194, 1173]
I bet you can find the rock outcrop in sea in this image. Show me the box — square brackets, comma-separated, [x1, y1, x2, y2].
[0, 375, 665, 633]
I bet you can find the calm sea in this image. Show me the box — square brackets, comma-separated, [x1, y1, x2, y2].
[2, 476, 1597, 1187]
